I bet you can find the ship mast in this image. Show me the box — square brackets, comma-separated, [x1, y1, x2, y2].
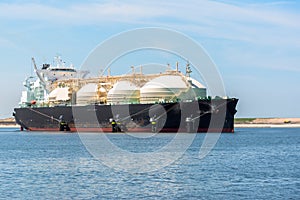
[185, 62, 192, 79]
[185, 61, 193, 86]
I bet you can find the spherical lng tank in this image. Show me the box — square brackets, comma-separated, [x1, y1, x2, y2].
[48, 87, 70, 106]
[107, 81, 140, 104]
[140, 75, 189, 104]
[180, 77, 207, 100]
[76, 83, 98, 105]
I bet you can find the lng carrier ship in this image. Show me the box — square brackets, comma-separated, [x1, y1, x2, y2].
[13, 56, 238, 133]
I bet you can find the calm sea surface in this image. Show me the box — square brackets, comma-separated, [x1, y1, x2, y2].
[0, 128, 299, 199]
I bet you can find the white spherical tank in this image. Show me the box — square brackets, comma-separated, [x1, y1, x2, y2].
[76, 83, 98, 105]
[140, 75, 189, 103]
[48, 87, 70, 103]
[180, 77, 207, 100]
[107, 81, 140, 104]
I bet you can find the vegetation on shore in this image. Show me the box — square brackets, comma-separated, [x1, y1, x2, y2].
[234, 118, 256, 124]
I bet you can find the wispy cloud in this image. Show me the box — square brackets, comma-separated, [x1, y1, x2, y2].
[0, 1, 299, 46]
[1, 0, 299, 73]
[0, 37, 15, 47]
[0, 1, 299, 117]
[223, 45, 300, 73]
[0, 2, 169, 24]
[0, 1, 299, 27]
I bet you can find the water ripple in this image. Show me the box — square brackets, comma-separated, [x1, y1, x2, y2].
[0, 128, 299, 199]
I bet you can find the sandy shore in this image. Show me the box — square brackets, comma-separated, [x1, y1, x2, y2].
[0, 124, 20, 128]
[235, 124, 300, 128]
[235, 118, 300, 128]
[0, 117, 19, 128]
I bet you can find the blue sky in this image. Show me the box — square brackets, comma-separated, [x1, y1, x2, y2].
[0, 0, 299, 118]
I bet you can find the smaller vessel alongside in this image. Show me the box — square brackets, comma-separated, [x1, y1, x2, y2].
[13, 56, 238, 133]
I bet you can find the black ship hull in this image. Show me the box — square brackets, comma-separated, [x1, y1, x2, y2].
[14, 98, 238, 133]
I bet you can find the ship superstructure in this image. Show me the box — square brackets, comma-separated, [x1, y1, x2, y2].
[21, 57, 208, 107]
[19, 56, 88, 107]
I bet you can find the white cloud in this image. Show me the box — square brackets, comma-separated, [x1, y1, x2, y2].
[0, 1, 299, 47]
[1, 0, 299, 73]
[0, 37, 16, 47]
[1, 0, 299, 117]
[224, 46, 300, 73]
[0, 2, 169, 24]
[0, 1, 298, 27]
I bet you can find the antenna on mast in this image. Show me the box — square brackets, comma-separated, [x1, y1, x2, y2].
[185, 61, 192, 78]
[167, 63, 171, 71]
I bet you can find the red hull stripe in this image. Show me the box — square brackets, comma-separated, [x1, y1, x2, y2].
[27, 127, 234, 133]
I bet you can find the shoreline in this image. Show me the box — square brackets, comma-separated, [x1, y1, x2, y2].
[1, 117, 300, 129]
[235, 124, 300, 128]
[0, 124, 20, 128]
[235, 117, 300, 128]
[1, 124, 300, 129]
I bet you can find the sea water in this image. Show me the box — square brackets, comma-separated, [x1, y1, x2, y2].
[0, 128, 299, 199]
